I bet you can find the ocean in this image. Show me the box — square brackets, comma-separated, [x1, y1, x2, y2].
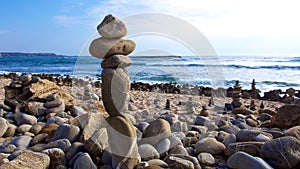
[1, 55, 300, 92]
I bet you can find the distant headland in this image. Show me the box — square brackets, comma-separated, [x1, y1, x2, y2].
[0, 52, 64, 56]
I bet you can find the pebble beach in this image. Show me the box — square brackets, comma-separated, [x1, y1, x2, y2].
[0, 14, 300, 169]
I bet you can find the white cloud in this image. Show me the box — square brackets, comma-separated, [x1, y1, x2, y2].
[53, 15, 81, 27]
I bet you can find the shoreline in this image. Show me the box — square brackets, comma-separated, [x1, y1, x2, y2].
[0, 72, 298, 103]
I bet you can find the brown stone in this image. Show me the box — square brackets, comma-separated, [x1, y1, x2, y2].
[143, 118, 172, 145]
[106, 116, 138, 169]
[224, 141, 265, 157]
[285, 125, 300, 140]
[271, 104, 300, 128]
[89, 37, 135, 58]
[101, 55, 132, 69]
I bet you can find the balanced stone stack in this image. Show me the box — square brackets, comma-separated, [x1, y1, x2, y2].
[89, 14, 138, 169]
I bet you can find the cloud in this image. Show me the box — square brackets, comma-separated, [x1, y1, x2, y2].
[53, 15, 81, 27]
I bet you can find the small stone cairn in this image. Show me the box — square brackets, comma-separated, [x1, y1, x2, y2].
[231, 80, 243, 108]
[89, 14, 138, 169]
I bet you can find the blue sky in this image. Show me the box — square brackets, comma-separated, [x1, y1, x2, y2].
[1, 0, 300, 56]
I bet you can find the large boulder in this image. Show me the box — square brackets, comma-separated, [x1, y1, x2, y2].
[143, 118, 172, 145]
[271, 104, 300, 128]
[261, 136, 300, 169]
[227, 151, 273, 169]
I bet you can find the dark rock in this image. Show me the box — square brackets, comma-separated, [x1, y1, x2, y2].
[14, 112, 37, 125]
[271, 104, 300, 128]
[227, 151, 273, 169]
[143, 118, 172, 145]
[73, 152, 97, 169]
[50, 124, 80, 143]
[261, 136, 300, 169]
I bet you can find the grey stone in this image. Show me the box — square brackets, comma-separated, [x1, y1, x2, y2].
[84, 128, 108, 156]
[73, 152, 97, 169]
[198, 152, 215, 165]
[71, 106, 88, 116]
[0, 144, 16, 153]
[31, 133, 48, 146]
[14, 112, 37, 125]
[44, 98, 63, 108]
[227, 151, 273, 169]
[50, 124, 80, 143]
[222, 133, 237, 147]
[169, 145, 189, 156]
[101, 68, 130, 116]
[147, 159, 169, 168]
[89, 37, 135, 58]
[171, 121, 188, 133]
[66, 142, 85, 160]
[97, 14, 127, 38]
[46, 139, 72, 152]
[236, 129, 273, 142]
[194, 116, 211, 126]
[155, 138, 170, 155]
[10, 135, 32, 148]
[195, 137, 226, 154]
[17, 124, 32, 133]
[225, 141, 264, 157]
[261, 136, 300, 169]
[45, 102, 65, 114]
[138, 144, 160, 161]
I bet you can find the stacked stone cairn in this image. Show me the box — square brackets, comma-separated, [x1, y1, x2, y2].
[231, 80, 243, 109]
[89, 14, 138, 169]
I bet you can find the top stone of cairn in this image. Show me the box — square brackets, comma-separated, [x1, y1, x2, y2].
[97, 14, 127, 38]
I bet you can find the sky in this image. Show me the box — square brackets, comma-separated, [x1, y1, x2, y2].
[1, 0, 300, 56]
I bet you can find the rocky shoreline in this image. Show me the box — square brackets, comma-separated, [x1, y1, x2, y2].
[0, 71, 299, 169]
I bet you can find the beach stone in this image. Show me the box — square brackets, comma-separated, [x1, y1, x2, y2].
[198, 131, 218, 140]
[66, 142, 85, 160]
[138, 144, 160, 161]
[43, 148, 66, 168]
[165, 155, 194, 169]
[236, 129, 273, 142]
[263, 129, 284, 139]
[14, 112, 37, 125]
[101, 68, 130, 116]
[190, 125, 208, 134]
[232, 107, 254, 115]
[0, 151, 50, 169]
[195, 137, 226, 154]
[17, 124, 32, 133]
[137, 122, 149, 132]
[31, 133, 48, 146]
[258, 113, 272, 122]
[169, 134, 183, 148]
[200, 105, 211, 117]
[171, 121, 188, 133]
[155, 138, 170, 155]
[3, 123, 16, 137]
[261, 136, 300, 169]
[89, 37, 135, 58]
[143, 118, 172, 145]
[46, 93, 57, 101]
[227, 151, 273, 169]
[71, 106, 88, 116]
[39, 123, 59, 142]
[97, 14, 127, 38]
[84, 128, 108, 156]
[222, 133, 237, 147]
[25, 101, 46, 116]
[102, 54, 132, 68]
[50, 124, 80, 143]
[194, 116, 210, 126]
[224, 141, 264, 157]
[45, 139, 72, 152]
[71, 113, 105, 142]
[45, 102, 65, 114]
[172, 131, 186, 140]
[256, 133, 271, 142]
[29, 123, 44, 135]
[106, 116, 139, 169]
[20, 74, 32, 82]
[10, 135, 32, 149]
[197, 152, 215, 165]
[271, 104, 300, 128]
[246, 118, 258, 127]
[44, 98, 63, 108]
[169, 145, 189, 156]
[0, 144, 16, 153]
[73, 152, 97, 169]
[147, 159, 169, 168]
[166, 154, 200, 169]
[285, 125, 300, 140]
